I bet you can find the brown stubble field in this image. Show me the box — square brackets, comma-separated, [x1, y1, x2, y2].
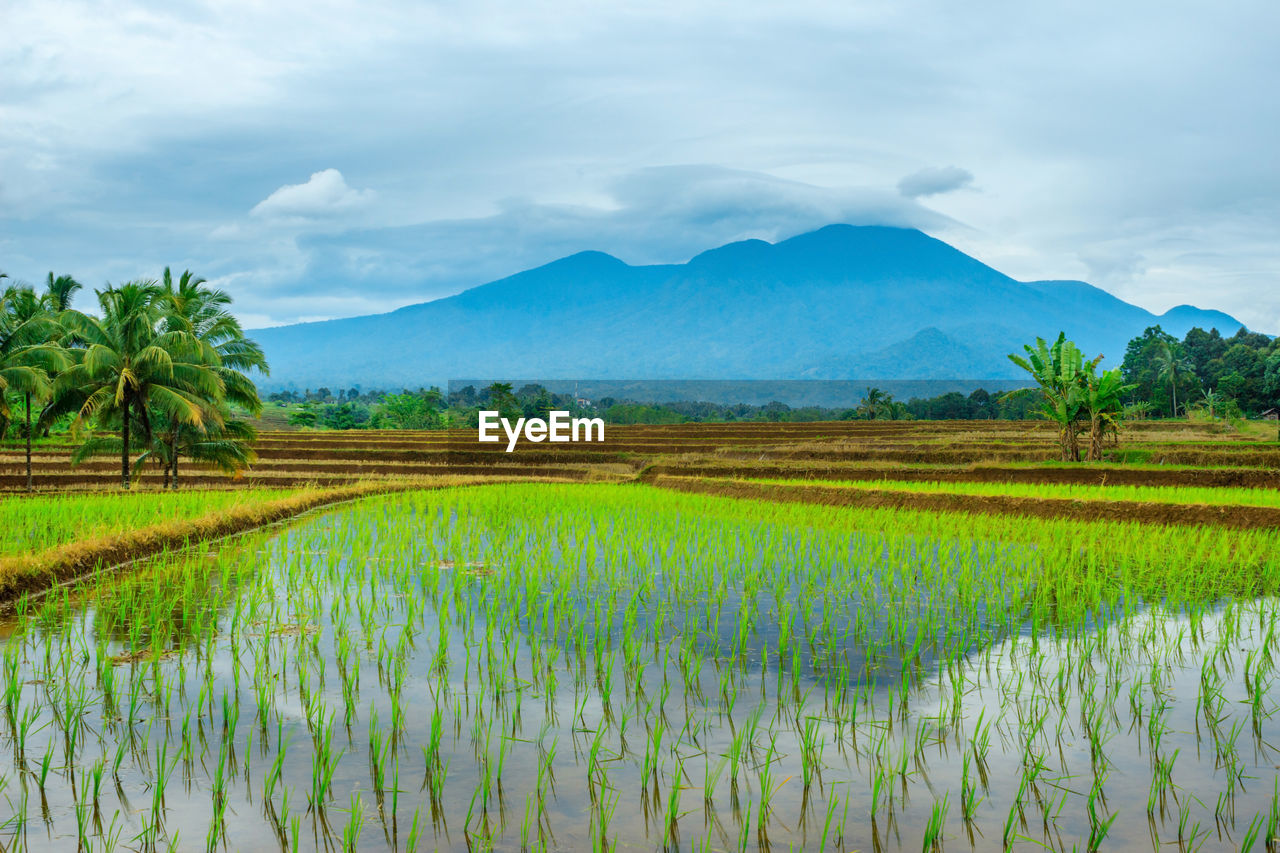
[3, 418, 1277, 493]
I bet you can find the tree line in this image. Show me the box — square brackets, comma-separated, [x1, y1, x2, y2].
[1120, 325, 1279, 418]
[264, 381, 1046, 428]
[1008, 324, 1280, 462]
[0, 269, 266, 489]
[256, 326, 1280, 440]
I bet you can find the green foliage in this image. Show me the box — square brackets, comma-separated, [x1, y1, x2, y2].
[901, 388, 1037, 420]
[1, 284, 69, 426]
[317, 402, 371, 430]
[373, 392, 444, 430]
[2, 267, 267, 488]
[1008, 333, 1090, 461]
[842, 387, 913, 420]
[482, 382, 520, 420]
[1121, 325, 1279, 418]
[1081, 362, 1135, 461]
[1009, 333, 1133, 461]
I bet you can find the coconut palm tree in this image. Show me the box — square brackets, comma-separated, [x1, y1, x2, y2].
[158, 268, 267, 486]
[43, 273, 84, 312]
[1153, 339, 1194, 418]
[0, 285, 69, 490]
[75, 399, 258, 488]
[858, 387, 889, 420]
[165, 405, 257, 488]
[56, 281, 222, 488]
[161, 268, 266, 399]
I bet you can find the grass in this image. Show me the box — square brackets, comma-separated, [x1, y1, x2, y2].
[0, 488, 305, 556]
[0, 476, 541, 602]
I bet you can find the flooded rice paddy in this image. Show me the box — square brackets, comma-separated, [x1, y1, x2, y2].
[2, 483, 1280, 851]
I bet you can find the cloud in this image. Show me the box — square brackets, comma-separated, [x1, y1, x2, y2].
[609, 166, 949, 241]
[1077, 245, 1147, 284]
[4, 0, 1280, 331]
[250, 169, 375, 220]
[897, 166, 974, 199]
[257, 165, 962, 323]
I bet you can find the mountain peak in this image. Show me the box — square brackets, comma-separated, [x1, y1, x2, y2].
[250, 224, 1255, 390]
[1157, 304, 1246, 337]
[542, 249, 628, 271]
[687, 238, 773, 268]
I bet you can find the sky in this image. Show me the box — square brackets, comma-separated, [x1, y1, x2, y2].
[2, 0, 1278, 332]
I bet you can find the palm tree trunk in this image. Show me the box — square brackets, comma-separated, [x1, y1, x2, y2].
[121, 396, 131, 489]
[1171, 380, 1177, 418]
[170, 418, 178, 490]
[25, 393, 33, 493]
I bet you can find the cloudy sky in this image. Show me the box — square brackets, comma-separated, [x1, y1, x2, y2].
[3, 0, 1278, 331]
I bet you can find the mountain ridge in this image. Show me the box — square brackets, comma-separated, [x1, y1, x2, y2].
[250, 225, 1250, 391]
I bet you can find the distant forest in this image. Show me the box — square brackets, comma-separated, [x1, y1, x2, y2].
[265, 380, 1042, 428]
[264, 325, 1279, 428]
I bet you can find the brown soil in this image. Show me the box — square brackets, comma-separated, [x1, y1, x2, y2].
[4, 420, 1272, 492]
[644, 464, 1280, 489]
[0, 465, 599, 491]
[649, 476, 1280, 531]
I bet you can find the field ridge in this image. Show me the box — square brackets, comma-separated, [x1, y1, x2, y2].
[649, 474, 1280, 530]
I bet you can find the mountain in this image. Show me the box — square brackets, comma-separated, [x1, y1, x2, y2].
[250, 225, 1249, 391]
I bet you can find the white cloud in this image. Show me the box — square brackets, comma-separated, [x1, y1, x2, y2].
[3, 0, 1279, 330]
[897, 166, 974, 199]
[242, 165, 963, 324]
[250, 169, 375, 220]
[1077, 245, 1147, 284]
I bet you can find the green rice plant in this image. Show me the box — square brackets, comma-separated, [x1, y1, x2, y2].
[343, 791, 365, 852]
[922, 791, 949, 850]
[5, 480, 1280, 851]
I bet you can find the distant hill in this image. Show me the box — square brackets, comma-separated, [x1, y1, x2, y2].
[250, 225, 1248, 391]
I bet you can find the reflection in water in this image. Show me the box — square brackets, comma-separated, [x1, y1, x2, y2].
[0, 485, 1276, 851]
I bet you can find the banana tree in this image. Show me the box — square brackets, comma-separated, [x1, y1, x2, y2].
[1008, 333, 1094, 462]
[1081, 365, 1135, 461]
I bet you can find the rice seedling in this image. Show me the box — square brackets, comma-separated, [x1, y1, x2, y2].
[0, 481, 1278, 850]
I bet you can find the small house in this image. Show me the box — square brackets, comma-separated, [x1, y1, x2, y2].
[1261, 408, 1280, 421]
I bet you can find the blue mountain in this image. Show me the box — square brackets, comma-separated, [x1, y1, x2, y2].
[250, 225, 1248, 390]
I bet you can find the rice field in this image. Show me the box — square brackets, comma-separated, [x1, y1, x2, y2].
[0, 489, 307, 556]
[3, 481, 1280, 851]
[754, 476, 1280, 509]
[4, 418, 1277, 492]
